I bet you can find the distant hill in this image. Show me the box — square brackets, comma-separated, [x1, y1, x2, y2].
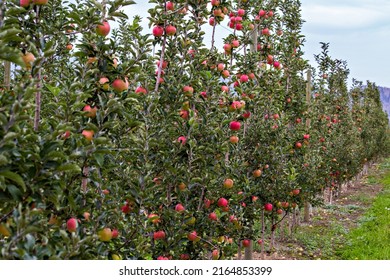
[379, 86, 390, 117]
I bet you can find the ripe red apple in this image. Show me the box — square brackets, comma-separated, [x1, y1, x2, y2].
[188, 231, 199, 241]
[208, 212, 218, 221]
[273, 61, 281, 69]
[221, 70, 230, 78]
[295, 142, 302, 149]
[153, 230, 166, 240]
[165, 1, 174, 11]
[242, 111, 251, 119]
[82, 130, 94, 141]
[259, 9, 266, 17]
[217, 197, 228, 208]
[253, 169, 262, 178]
[303, 134, 310, 140]
[111, 229, 119, 239]
[264, 203, 273, 212]
[212, 249, 219, 260]
[217, 63, 225, 71]
[152, 25, 164, 37]
[262, 28, 270, 36]
[20, 0, 30, 7]
[292, 189, 300, 195]
[230, 135, 239, 144]
[121, 203, 131, 214]
[221, 85, 229, 92]
[229, 121, 241, 131]
[183, 85, 194, 95]
[277, 209, 283, 215]
[237, 9, 245, 16]
[66, 218, 78, 233]
[240, 74, 249, 83]
[257, 239, 263, 245]
[232, 40, 240, 48]
[165, 25, 176, 36]
[223, 43, 232, 53]
[96, 21, 110, 37]
[62, 130, 71, 139]
[273, 113, 280, 120]
[179, 110, 189, 120]
[177, 136, 187, 145]
[242, 239, 250, 248]
[175, 203, 185, 212]
[112, 79, 128, 92]
[147, 213, 160, 224]
[211, 0, 220, 6]
[135, 86, 147, 94]
[204, 198, 211, 209]
[223, 178, 234, 189]
[209, 17, 215, 26]
[83, 105, 97, 118]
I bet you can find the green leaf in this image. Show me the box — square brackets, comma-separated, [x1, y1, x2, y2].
[57, 163, 81, 173]
[0, 170, 26, 191]
[45, 84, 61, 96]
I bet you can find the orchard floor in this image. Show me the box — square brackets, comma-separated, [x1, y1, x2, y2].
[248, 159, 390, 260]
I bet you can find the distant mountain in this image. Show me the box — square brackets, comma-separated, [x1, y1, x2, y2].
[379, 86, 390, 117]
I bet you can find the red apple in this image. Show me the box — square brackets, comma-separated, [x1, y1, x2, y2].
[259, 9, 266, 17]
[264, 203, 273, 212]
[212, 249, 219, 260]
[295, 142, 302, 149]
[208, 212, 218, 221]
[240, 74, 249, 83]
[229, 121, 241, 131]
[175, 203, 185, 212]
[111, 229, 119, 239]
[242, 239, 250, 248]
[292, 189, 300, 195]
[83, 105, 97, 118]
[209, 17, 215, 26]
[180, 253, 190, 260]
[242, 111, 251, 119]
[177, 136, 187, 145]
[153, 230, 166, 240]
[183, 85, 194, 95]
[165, 25, 176, 36]
[112, 79, 128, 92]
[253, 169, 262, 178]
[204, 198, 211, 209]
[62, 130, 71, 139]
[20, 0, 30, 7]
[82, 130, 94, 141]
[303, 134, 310, 140]
[96, 21, 110, 37]
[180, 109, 189, 119]
[211, 0, 220, 6]
[237, 9, 245, 16]
[230, 135, 239, 144]
[217, 198, 228, 208]
[166, 1, 174, 11]
[135, 86, 147, 94]
[66, 218, 78, 233]
[187, 231, 199, 241]
[232, 40, 240, 48]
[152, 25, 164, 37]
[147, 213, 160, 224]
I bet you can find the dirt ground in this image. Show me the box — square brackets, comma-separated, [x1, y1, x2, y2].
[248, 164, 383, 260]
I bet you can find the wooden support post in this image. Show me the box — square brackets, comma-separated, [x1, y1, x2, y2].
[4, 61, 11, 89]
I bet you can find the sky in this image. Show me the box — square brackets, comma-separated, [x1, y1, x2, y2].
[120, 0, 390, 88]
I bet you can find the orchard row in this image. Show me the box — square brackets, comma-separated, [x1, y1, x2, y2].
[0, 0, 388, 260]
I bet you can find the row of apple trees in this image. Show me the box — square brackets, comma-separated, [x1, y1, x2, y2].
[0, 0, 388, 259]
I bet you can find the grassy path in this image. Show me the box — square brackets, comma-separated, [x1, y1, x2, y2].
[339, 159, 390, 259]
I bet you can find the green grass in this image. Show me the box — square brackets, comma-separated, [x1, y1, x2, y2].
[338, 164, 390, 260]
